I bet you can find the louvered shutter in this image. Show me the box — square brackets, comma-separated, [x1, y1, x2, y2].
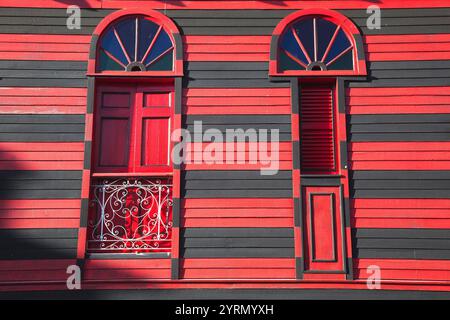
[299, 86, 336, 173]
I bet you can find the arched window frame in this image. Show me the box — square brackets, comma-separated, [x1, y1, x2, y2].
[269, 9, 367, 77]
[78, 10, 183, 266]
[87, 9, 183, 77]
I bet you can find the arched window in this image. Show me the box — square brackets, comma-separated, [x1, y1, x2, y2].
[269, 9, 366, 76]
[97, 16, 174, 72]
[269, 10, 366, 279]
[279, 16, 353, 71]
[84, 10, 183, 256]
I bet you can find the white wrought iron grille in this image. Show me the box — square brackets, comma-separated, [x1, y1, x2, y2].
[87, 178, 173, 253]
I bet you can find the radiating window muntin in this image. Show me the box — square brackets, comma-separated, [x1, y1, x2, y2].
[98, 15, 174, 72]
[279, 16, 354, 72]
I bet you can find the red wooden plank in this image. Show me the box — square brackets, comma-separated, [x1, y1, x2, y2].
[347, 87, 450, 97]
[0, 88, 86, 96]
[84, 269, 171, 280]
[0, 259, 75, 271]
[0, 199, 81, 209]
[85, 259, 171, 269]
[355, 208, 450, 218]
[355, 259, 450, 270]
[182, 258, 295, 268]
[184, 36, 271, 44]
[0, 219, 79, 229]
[352, 199, 450, 209]
[185, 106, 291, 115]
[0, 161, 83, 170]
[184, 162, 292, 170]
[186, 142, 292, 152]
[0, 209, 80, 219]
[185, 88, 290, 97]
[183, 208, 292, 217]
[181, 269, 295, 279]
[101, 0, 450, 10]
[349, 142, 450, 152]
[348, 106, 450, 114]
[365, 34, 450, 44]
[182, 217, 293, 227]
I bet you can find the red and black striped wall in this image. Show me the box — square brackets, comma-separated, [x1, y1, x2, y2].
[0, 3, 450, 296]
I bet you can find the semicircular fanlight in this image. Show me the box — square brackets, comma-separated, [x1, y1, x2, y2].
[279, 16, 354, 72]
[98, 16, 174, 72]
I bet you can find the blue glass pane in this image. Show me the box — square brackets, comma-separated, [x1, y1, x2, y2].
[143, 29, 173, 66]
[327, 49, 353, 70]
[324, 28, 351, 64]
[137, 18, 160, 61]
[98, 50, 124, 71]
[316, 18, 338, 62]
[279, 49, 305, 71]
[99, 28, 128, 66]
[293, 19, 314, 61]
[116, 18, 136, 62]
[279, 29, 308, 66]
[147, 51, 173, 71]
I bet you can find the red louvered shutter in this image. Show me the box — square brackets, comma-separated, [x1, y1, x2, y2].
[299, 85, 336, 173]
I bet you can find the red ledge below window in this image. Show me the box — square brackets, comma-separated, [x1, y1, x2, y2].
[92, 172, 173, 178]
[86, 71, 183, 77]
[86, 252, 171, 259]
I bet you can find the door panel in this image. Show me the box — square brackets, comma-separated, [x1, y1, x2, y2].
[302, 186, 345, 273]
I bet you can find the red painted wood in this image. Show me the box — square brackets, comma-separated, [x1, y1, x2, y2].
[299, 85, 336, 173]
[352, 198, 450, 228]
[1, 0, 449, 9]
[182, 269, 295, 279]
[303, 186, 345, 273]
[0, 88, 86, 114]
[182, 218, 293, 228]
[184, 88, 290, 114]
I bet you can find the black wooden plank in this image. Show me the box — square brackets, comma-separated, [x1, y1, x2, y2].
[354, 228, 450, 239]
[183, 189, 292, 198]
[182, 238, 294, 248]
[352, 190, 450, 198]
[0, 60, 87, 70]
[355, 238, 450, 250]
[0, 115, 84, 124]
[0, 170, 82, 180]
[349, 114, 450, 124]
[183, 248, 294, 258]
[0, 79, 87, 87]
[0, 228, 78, 239]
[0, 124, 85, 133]
[185, 62, 267, 71]
[352, 180, 450, 189]
[4, 288, 450, 300]
[0, 133, 85, 142]
[355, 248, 450, 260]
[0, 189, 81, 199]
[182, 228, 294, 238]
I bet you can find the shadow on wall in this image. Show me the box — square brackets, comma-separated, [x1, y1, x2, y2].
[0, 147, 172, 299]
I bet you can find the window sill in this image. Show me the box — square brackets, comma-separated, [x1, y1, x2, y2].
[92, 172, 173, 178]
[86, 252, 171, 260]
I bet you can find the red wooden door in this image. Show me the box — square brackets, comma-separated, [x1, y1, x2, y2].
[302, 186, 345, 273]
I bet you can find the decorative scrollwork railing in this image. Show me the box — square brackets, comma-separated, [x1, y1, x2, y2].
[87, 178, 173, 253]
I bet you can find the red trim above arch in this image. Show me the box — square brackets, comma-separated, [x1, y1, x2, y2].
[269, 9, 367, 77]
[87, 9, 183, 76]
